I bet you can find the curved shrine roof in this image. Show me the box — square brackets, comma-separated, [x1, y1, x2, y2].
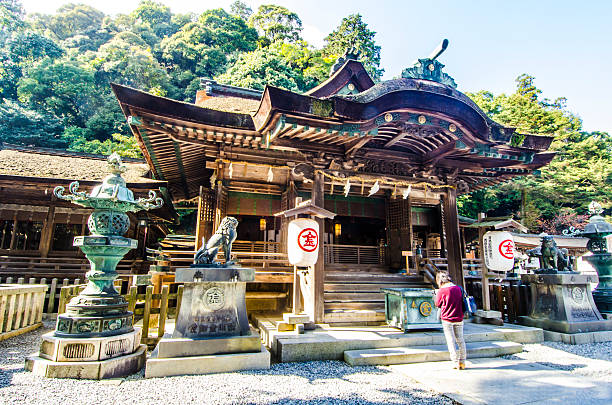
[112, 55, 555, 200]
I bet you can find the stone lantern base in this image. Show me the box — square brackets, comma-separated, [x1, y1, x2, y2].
[25, 328, 146, 379]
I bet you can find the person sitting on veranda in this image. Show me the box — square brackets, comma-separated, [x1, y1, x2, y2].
[435, 271, 467, 370]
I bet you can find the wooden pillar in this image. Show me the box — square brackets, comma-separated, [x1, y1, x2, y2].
[478, 213, 492, 310]
[213, 162, 225, 232]
[310, 171, 325, 323]
[195, 186, 213, 251]
[9, 212, 18, 250]
[406, 196, 414, 272]
[280, 181, 297, 254]
[407, 197, 413, 250]
[438, 201, 446, 257]
[442, 188, 464, 288]
[39, 203, 56, 257]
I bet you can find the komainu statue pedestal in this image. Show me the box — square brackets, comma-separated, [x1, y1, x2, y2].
[519, 273, 612, 335]
[144, 266, 270, 378]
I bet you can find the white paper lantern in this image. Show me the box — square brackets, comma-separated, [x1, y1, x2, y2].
[483, 231, 515, 272]
[288, 218, 320, 266]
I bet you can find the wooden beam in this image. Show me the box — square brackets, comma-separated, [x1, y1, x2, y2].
[271, 138, 345, 155]
[345, 136, 372, 157]
[422, 141, 457, 165]
[383, 132, 407, 148]
[442, 188, 464, 288]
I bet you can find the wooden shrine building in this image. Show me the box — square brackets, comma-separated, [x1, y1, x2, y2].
[112, 43, 555, 323]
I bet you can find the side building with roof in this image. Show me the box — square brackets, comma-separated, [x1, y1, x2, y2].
[0, 144, 175, 278]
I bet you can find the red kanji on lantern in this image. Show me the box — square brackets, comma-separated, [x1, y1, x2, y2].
[499, 239, 515, 259]
[298, 228, 318, 252]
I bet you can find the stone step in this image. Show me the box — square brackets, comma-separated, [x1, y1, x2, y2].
[344, 341, 523, 366]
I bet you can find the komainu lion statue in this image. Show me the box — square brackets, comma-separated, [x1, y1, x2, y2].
[526, 234, 573, 273]
[194, 216, 238, 266]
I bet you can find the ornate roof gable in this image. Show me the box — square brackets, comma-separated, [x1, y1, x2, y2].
[400, 39, 457, 88]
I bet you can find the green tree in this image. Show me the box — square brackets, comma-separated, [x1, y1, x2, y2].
[29, 3, 105, 41]
[63, 131, 141, 158]
[217, 41, 333, 92]
[160, 8, 257, 84]
[230, 1, 252, 22]
[0, 99, 66, 147]
[461, 75, 612, 231]
[130, 1, 174, 38]
[248, 4, 302, 45]
[217, 45, 303, 92]
[0, 0, 25, 41]
[323, 14, 383, 80]
[92, 31, 171, 94]
[17, 57, 96, 127]
[0, 30, 63, 99]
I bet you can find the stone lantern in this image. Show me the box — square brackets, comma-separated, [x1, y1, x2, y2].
[580, 201, 612, 315]
[26, 153, 163, 379]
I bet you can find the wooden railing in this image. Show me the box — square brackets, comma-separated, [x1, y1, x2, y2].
[465, 279, 530, 324]
[0, 283, 47, 341]
[158, 240, 292, 283]
[0, 275, 134, 315]
[424, 257, 484, 275]
[0, 255, 146, 278]
[232, 241, 280, 253]
[324, 244, 384, 265]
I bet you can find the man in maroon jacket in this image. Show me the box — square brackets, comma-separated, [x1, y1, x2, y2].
[435, 271, 466, 369]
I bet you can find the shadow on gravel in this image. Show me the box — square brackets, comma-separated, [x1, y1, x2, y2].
[502, 354, 588, 372]
[260, 396, 425, 405]
[536, 362, 588, 371]
[0, 366, 22, 389]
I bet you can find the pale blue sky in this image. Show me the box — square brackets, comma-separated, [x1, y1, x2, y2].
[21, 0, 612, 134]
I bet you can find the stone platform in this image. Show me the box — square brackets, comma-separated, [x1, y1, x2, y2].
[543, 329, 612, 344]
[144, 322, 270, 378]
[145, 344, 270, 378]
[253, 313, 543, 363]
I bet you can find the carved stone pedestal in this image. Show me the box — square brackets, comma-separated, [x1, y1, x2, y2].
[26, 328, 146, 379]
[519, 273, 612, 334]
[145, 265, 270, 378]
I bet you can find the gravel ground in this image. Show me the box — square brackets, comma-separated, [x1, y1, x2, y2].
[0, 322, 452, 405]
[502, 341, 612, 382]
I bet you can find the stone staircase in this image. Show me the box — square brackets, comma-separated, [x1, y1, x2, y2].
[251, 313, 543, 364]
[323, 267, 431, 324]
